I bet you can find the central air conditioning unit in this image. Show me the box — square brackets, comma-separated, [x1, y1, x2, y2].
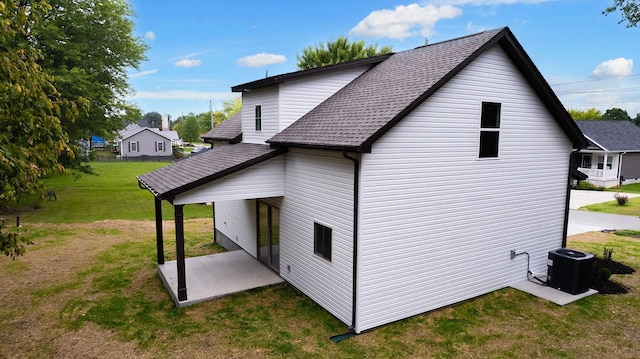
[547, 248, 594, 295]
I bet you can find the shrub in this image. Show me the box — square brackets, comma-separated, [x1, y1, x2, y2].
[576, 181, 606, 191]
[614, 193, 629, 206]
[603, 247, 613, 261]
[599, 267, 612, 281]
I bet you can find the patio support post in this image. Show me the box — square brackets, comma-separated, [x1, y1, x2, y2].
[155, 198, 164, 265]
[175, 204, 187, 301]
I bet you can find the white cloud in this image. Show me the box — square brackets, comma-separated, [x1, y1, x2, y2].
[430, 0, 553, 4]
[144, 31, 155, 41]
[130, 69, 158, 78]
[132, 90, 236, 101]
[349, 4, 463, 40]
[591, 58, 634, 78]
[236, 53, 287, 67]
[174, 58, 203, 68]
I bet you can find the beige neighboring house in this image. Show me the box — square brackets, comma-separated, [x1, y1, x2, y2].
[117, 124, 179, 158]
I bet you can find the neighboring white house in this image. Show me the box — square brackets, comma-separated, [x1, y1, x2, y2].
[575, 120, 640, 187]
[117, 124, 178, 158]
[138, 28, 587, 334]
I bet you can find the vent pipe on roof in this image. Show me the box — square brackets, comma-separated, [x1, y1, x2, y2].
[424, 37, 428, 45]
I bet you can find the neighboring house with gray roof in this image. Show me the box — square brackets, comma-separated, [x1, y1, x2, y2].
[138, 27, 586, 334]
[201, 112, 243, 146]
[575, 120, 640, 187]
[117, 124, 178, 158]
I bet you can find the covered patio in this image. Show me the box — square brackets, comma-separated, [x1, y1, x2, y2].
[137, 143, 286, 305]
[158, 250, 284, 307]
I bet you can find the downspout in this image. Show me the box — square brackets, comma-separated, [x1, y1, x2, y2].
[618, 152, 626, 186]
[342, 150, 360, 333]
[562, 149, 581, 248]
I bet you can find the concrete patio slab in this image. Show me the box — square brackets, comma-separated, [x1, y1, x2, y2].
[510, 280, 597, 306]
[158, 250, 284, 307]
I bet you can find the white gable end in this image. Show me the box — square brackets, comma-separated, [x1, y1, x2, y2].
[356, 45, 572, 332]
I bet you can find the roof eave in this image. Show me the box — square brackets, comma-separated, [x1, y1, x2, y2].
[231, 54, 393, 92]
[170, 147, 287, 197]
[268, 141, 369, 153]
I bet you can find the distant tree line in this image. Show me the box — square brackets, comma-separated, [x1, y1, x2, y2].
[166, 98, 242, 143]
[568, 107, 640, 126]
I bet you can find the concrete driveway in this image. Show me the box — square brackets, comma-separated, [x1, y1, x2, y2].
[569, 189, 640, 210]
[568, 190, 640, 235]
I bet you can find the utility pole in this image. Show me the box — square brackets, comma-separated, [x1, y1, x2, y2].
[210, 100, 214, 129]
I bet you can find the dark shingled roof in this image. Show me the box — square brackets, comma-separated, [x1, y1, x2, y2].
[137, 143, 285, 199]
[231, 55, 392, 93]
[267, 27, 586, 151]
[201, 112, 242, 143]
[576, 120, 640, 152]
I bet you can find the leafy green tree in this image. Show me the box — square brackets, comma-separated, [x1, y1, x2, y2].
[1, 0, 79, 258]
[222, 98, 242, 117]
[196, 111, 220, 134]
[604, 0, 640, 27]
[174, 114, 201, 143]
[297, 36, 393, 70]
[602, 107, 632, 121]
[634, 113, 640, 126]
[143, 112, 162, 129]
[568, 108, 603, 120]
[33, 0, 147, 168]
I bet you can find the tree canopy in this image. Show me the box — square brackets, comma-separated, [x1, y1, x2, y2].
[34, 0, 147, 167]
[297, 37, 393, 70]
[604, 0, 640, 27]
[1, 0, 147, 258]
[601, 107, 632, 121]
[143, 112, 163, 129]
[567, 108, 603, 120]
[1, 0, 81, 257]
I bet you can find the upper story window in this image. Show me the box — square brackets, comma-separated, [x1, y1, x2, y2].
[479, 102, 501, 158]
[255, 105, 262, 131]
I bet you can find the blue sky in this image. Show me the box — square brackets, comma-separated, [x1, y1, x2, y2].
[127, 0, 640, 120]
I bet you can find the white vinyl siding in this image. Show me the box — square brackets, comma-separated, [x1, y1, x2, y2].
[242, 87, 279, 144]
[279, 66, 371, 130]
[215, 200, 258, 257]
[173, 156, 285, 205]
[240, 65, 371, 144]
[356, 46, 572, 332]
[279, 149, 355, 325]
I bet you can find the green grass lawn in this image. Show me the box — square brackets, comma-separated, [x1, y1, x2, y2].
[583, 199, 640, 216]
[578, 183, 640, 216]
[608, 182, 640, 194]
[9, 162, 212, 223]
[2, 163, 640, 357]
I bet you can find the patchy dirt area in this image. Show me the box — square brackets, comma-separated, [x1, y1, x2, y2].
[0, 219, 213, 359]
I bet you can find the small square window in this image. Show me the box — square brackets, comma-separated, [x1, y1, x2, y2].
[255, 105, 262, 131]
[314, 222, 332, 262]
[581, 154, 592, 168]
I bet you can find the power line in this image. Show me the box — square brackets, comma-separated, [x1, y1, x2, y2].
[551, 74, 640, 86]
[556, 86, 640, 95]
